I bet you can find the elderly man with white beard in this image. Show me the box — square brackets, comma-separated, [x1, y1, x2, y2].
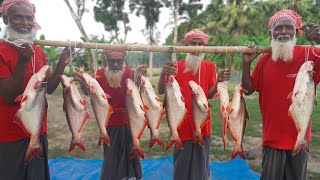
[74, 49, 147, 180]
[158, 29, 231, 180]
[0, 0, 74, 179]
[242, 10, 320, 180]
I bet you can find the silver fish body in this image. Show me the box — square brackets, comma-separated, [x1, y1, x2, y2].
[164, 75, 187, 150]
[61, 75, 90, 152]
[288, 61, 315, 155]
[14, 65, 51, 164]
[82, 72, 113, 145]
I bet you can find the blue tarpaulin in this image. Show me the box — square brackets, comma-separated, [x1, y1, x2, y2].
[49, 156, 260, 180]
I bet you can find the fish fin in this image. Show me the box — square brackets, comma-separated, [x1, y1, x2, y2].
[34, 81, 42, 89]
[181, 96, 185, 102]
[79, 112, 90, 133]
[69, 138, 86, 152]
[231, 148, 245, 160]
[166, 133, 184, 150]
[239, 88, 248, 94]
[130, 140, 145, 159]
[287, 74, 297, 78]
[192, 133, 204, 147]
[203, 103, 208, 110]
[14, 94, 25, 103]
[222, 106, 225, 112]
[13, 113, 31, 137]
[292, 141, 309, 156]
[80, 99, 89, 106]
[156, 97, 163, 102]
[156, 110, 165, 129]
[98, 133, 111, 146]
[149, 136, 164, 148]
[226, 106, 233, 115]
[92, 74, 100, 79]
[213, 92, 220, 99]
[24, 137, 43, 165]
[105, 93, 111, 99]
[89, 85, 95, 93]
[141, 104, 149, 111]
[287, 92, 293, 99]
[177, 112, 189, 130]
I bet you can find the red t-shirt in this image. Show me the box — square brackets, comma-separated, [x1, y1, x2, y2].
[0, 41, 48, 142]
[251, 46, 320, 150]
[175, 60, 216, 141]
[95, 66, 132, 126]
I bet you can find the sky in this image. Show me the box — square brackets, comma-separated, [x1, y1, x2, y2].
[0, 0, 211, 44]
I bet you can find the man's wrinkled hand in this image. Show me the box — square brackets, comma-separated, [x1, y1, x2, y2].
[59, 47, 75, 66]
[217, 69, 231, 82]
[302, 23, 320, 44]
[136, 65, 148, 75]
[161, 62, 177, 76]
[18, 43, 34, 64]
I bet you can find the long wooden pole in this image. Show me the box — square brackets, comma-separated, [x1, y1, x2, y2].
[1, 39, 319, 54]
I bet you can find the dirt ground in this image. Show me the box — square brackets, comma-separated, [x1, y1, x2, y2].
[46, 87, 320, 176]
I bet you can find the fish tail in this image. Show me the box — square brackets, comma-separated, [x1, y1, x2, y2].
[192, 130, 204, 147]
[231, 146, 245, 160]
[69, 138, 86, 152]
[292, 140, 309, 156]
[166, 132, 184, 150]
[130, 139, 144, 159]
[98, 133, 111, 146]
[149, 135, 164, 148]
[24, 137, 43, 165]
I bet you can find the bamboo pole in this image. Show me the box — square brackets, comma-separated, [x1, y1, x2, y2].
[1, 38, 319, 54]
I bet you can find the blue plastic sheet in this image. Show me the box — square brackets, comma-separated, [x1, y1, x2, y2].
[49, 156, 260, 180]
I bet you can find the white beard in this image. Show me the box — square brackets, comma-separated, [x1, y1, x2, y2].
[271, 36, 296, 62]
[184, 53, 204, 75]
[105, 67, 124, 88]
[5, 24, 36, 43]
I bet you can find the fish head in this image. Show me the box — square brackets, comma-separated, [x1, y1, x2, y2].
[165, 75, 175, 86]
[306, 61, 314, 74]
[37, 65, 51, 80]
[60, 75, 74, 90]
[81, 72, 92, 86]
[189, 81, 200, 97]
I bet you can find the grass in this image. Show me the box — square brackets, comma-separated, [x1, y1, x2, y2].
[47, 78, 320, 178]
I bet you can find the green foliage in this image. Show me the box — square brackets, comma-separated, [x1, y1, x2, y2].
[94, 0, 130, 43]
[39, 35, 62, 70]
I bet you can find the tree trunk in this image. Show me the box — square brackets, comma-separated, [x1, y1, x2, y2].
[64, 0, 97, 72]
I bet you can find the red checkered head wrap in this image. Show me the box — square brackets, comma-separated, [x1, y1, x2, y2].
[268, 10, 302, 36]
[104, 49, 127, 59]
[0, 0, 40, 30]
[184, 29, 211, 45]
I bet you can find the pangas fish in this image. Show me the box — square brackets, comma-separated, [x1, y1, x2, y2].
[288, 61, 315, 156]
[61, 75, 90, 152]
[126, 78, 148, 159]
[227, 84, 248, 160]
[14, 65, 51, 164]
[164, 75, 188, 150]
[81, 72, 113, 145]
[214, 81, 230, 150]
[139, 75, 165, 148]
[189, 80, 209, 147]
